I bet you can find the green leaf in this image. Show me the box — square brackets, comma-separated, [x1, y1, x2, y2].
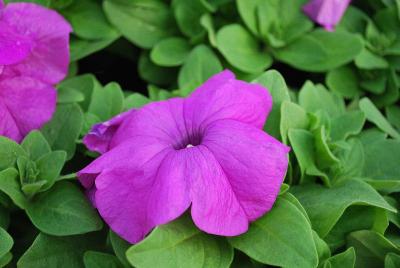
[200, 14, 217, 47]
[355, 48, 389, 69]
[26, 182, 103, 236]
[253, 70, 291, 139]
[0, 136, 26, 170]
[70, 37, 117, 61]
[178, 45, 223, 95]
[35, 151, 67, 191]
[138, 52, 177, 86]
[109, 231, 131, 268]
[288, 129, 329, 185]
[216, 24, 272, 73]
[229, 194, 319, 268]
[172, 0, 208, 38]
[274, 29, 363, 72]
[291, 179, 396, 237]
[334, 138, 365, 180]
[103, 0, 176, 49]
[150, 37, 191, 67]
[126, 216, 233, 268]
[0, 227, 13, 258]
[0, 252, 12, 268]
[325, 206, 388, 251]
[330, 111, 366, 141]
[359, 98, 400, 139]
[326, 66, 361, 99]
[280, 101, 309, 144]
[0, 205, 9, 229]
[88, 82, 124, 121]
[385, 253, 400, 268]
[386, 105, 400, 130]
[41, 103, 84, 160]
[124, 93, 150, 110]
[347, 230, 400, 268]
[323, 247, 355, 268]
[257, 0, 313, 47]
[17, 233, 104, 268]
[314, 126, 340, 169]
[62, 0, 120, 40]
[299, 81, 345, 118]
[363, 139, 400, 181]
[236, 0, 262, 36]
[83, 251, 122, 268]
[21, 131, 51, 161]
[0, 168, 27, 209]
[313, 231, 331, 263]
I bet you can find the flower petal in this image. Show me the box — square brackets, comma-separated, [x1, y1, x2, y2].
[202, 119, 290, 221]
[0, 22, 33, 65]
[1, 3, 72, 84]
[0, 76, 56, 142]
[184, 70, 272, 133]
[303, 0, 351, 31]
[83, 109, 135, 154]
[110, 98, 187, 149]
[184, 146, 249, 236]
[93, 148, 190, 243]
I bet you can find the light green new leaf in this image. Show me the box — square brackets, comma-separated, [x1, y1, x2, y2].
[103, 0, 176, 48]
[216, 24, 272, 73]
[299, 81, 345, 118]
[347, 230, 400, 268]
[127, 216, 233, 268]
[291, 179, 395, 237]
[280, 101, 309, 144]
[330, 111, 365, 141]
[0, 136, 27, 170]
[26, 182, 103, 236]
[88, 82, 124, 121]
[35, 151, 67, 191]
[151, 37, 191, 67]
[229, 195, 319, 268]
[274, 29, 363, 72]
[359, 98, 400, 139]
[178, 45, 222, 95]
[0, 168, 27, 209]
[21, 131, 51, 161]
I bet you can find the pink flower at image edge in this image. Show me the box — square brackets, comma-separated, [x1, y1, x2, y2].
[0, 1, 71, 142]
[79, 70, 290, 244]
[303, 0, 351, 31]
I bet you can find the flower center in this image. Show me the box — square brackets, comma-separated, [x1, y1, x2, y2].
[174, 130, 203, 150]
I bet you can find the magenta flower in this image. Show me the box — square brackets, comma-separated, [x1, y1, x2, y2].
[0, 1, 71, 141]
[79, 71, 290, 243]
[303, 0, 351, 31]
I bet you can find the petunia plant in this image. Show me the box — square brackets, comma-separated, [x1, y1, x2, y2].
[1, 0, 400, 268]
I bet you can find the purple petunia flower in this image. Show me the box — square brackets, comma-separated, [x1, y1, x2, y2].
[0, 1, 71, 141]
[79, 71, 290, 244]
[303, 0, 351, 31]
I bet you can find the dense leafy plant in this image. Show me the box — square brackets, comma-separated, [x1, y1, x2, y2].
[1, 0, 400, 267]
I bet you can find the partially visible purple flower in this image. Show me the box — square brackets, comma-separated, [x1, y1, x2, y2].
[0, 2, 71, 141]
[79, 70, 290, 244]
[303, 0, 351, 31]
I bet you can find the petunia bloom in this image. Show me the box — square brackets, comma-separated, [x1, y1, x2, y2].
[0, 1, 72, 141]
[303, 0, 351, 31]
[79, 70, 290, 244]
